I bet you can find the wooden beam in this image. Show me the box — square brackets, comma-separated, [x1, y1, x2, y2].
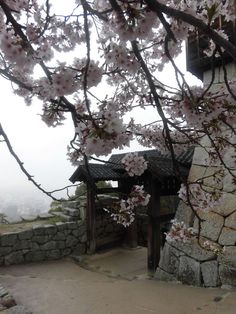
[96, 187, 121, 194]
[86, 183, 96, 254]
[147, 217, 161, 274]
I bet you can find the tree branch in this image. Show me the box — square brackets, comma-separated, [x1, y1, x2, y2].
[144, 0, 236, 62]
[0, 122, 58, 200]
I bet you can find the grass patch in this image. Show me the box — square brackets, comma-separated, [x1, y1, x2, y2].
[47, 216, 67, 224]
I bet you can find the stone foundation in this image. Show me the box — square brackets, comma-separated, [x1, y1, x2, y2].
[156, 200, 236, 287]
[0, 221, 87, 266]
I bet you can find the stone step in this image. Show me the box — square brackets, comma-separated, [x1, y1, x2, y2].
[20, 214, 38, 222]
[4, 215, 23, 224]
[51, 212, 76, 222]
[63, 208, 80, 217]
[38, 213, 54, 219]
[61, 201, 80, 209]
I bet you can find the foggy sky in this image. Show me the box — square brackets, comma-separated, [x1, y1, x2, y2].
[0, 77, 76, 215]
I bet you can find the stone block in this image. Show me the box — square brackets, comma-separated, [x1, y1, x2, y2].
[13, 240, 32, 251]
[225, 211, 236, 230]
[155, 268, 178, 282]
[64, 209, 80, 218]
[4, 215, 22, 224]
[78, 225, 86, 237]
[39, 213, 54, 219]
[25, 251, 45, 262]
[56, 241, 66, 249]
[171, 237, 216, 262]
[5, 252, 24, 265]
[79, 207, 86, 220]
[178, 256, 201, 286]
[46, 250, 61, 260]
[31, 242, 40, 251]
[0, 247, 12, 257]
[33, 235, 49, 244]
[218, 246, 236, 268]
[0, 257, 4, 265]
[212, 192, 236, 216]
[21, 214, 38, 221]
[40, 241, 57, 251]
[219, 264, 236, 286]
[32, 226, 46, 236]
[64, 229, 71, 236]
[188, 165, 223, 190]
[218, 227, 236, 246]
[44, 225, 57, 235]
[80, 234, 87, 243]
[201, 261, 220, 287]
[195, 211, 224, 241]
[77, 220, 85, 228]
[66, 222, 78, 229]
[222, 144, 236, 170]
[66, 235, 78, 248]
[175, 200, 195, 227]
[53, 232, 66, 241]
[61, 248, 71, 256]
[158, 243, 181, 276]
[18, 230, 33, 240]
[71, 243, 86, 255]
[72, 230, 80, 237]
[192, 147, 222, 166]
[1, 233, 17, 246]
[223, 170, 236, 192]
[56, 222, 67, 231]
[62, 200, 79, 209]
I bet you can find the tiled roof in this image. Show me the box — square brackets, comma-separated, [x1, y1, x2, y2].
[147, 157, 190, 179]
[69, 163, 128, 183]
[70, 148, 193, 183]
[108, 148, 193, 167]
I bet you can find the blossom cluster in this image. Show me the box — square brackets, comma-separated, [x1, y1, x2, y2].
[121, 153, 148, 177]
[74, 101, 132, 156]
[178, 183, 223, 212]
[110, 7, 159, 42]
[202, 240, 222, 254]
[165, 219, 196, 243]
[104, 185, 150, 227]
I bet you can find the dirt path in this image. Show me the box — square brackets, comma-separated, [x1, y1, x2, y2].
[0, 257, 235, 314]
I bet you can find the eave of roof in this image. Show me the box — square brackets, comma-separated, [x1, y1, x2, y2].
[69, 163, 127, 183]
[69, 148, 193, 183]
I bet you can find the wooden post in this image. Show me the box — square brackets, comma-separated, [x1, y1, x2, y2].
[147, 178, 161, 275]
[87, 183, 96, 254]
[147, 216, 161, 274]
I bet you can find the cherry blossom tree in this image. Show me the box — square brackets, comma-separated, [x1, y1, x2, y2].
[0, 0, 236, 233]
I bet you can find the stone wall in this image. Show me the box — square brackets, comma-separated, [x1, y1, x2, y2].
[155, 62, 236, 288]
[0, 221, 87, 266]
[95, 208, 124, 250]
[156, 165, 236, 287]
